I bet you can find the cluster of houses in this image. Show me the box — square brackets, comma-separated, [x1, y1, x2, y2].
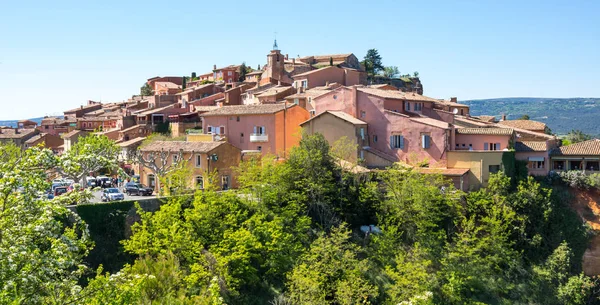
[3, 43, 598, 192]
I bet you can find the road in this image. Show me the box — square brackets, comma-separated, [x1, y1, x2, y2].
[91, 188, 156, 203]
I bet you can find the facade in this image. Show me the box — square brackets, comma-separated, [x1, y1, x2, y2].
[154, 81, 182, 95]
[200, 104, 310, 158]
[213, 65, 241, 84]
[550, 139, 600, 172]
[63, 102, 103, 119]
[138, 140, 241, 191]
[24, 133, 64, 152]
[39, 117, 77, 136]
[119, 124, 153, 142]
[292, 66, 362, 90]
[498, 119, 549, 134]
[176, 83, 223, 105]
[62, 130, 89, 152]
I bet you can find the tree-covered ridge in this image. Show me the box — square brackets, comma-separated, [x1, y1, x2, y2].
[463, 98, 600, 136]
[1, 134, 599, 304]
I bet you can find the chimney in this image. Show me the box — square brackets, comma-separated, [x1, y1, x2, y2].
[80, 105, 83, 109]
[292, 58, 295, 64]
[14, 128, 19, 134]
[213, 64, 217, 70]
[501, 114, 507, 121]
[450, 97, 457, 103]
[285, 54, 289, 60]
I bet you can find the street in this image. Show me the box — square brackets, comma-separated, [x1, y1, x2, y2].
[91, 188, 156, 203]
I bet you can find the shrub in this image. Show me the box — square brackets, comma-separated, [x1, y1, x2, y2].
[559, 170, 590, 189]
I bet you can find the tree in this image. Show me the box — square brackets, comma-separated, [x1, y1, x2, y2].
[182, 76, 187, 90]
[565, 129, 592, 144]
[191, 72, 197, 79]
[57, 134, 120, 187]
[140, 83, 153, 96]
[383, 66, 400, 78]
[363, 49, 384, 81]
[519, 114, 530, 120]
[130, 145, 192, 196]
[0, 143, 93, 303]
[329, 57, 333, 66]
[413, 71, 420, 78]
[238, 62, 247, 82]
[257, 64, 260, 70]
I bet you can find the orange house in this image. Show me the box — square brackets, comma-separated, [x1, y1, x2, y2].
[200, 103, 310, 158]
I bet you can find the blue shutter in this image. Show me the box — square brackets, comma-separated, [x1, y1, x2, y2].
[253, 126, 257, 134]
[496, 143, 501, 150]
[263, 126, 266, 135]
[390, 136, 394, 149]
[400, 136, 405, 149]
[484, 143, 489, 151]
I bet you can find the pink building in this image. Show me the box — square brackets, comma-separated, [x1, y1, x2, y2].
[200, 104, 309, 158]
[292, 66, 361, 90]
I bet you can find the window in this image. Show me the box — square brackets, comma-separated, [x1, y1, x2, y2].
[236, 116, 240, 122]
[228, 71, 232, 76]
[586, 161, 599, 171]
[484, 143, 501, 151]
[415, 103, 422, 111]
[148, 174, 155, 188]
[390, 135, 404, 149]
[241, 133, 244, 137]
[373, 135, 378, 143]
[489, 165, 501, 174]
[254, 126, 266, 135]
[333, 95, 337, 100]
[309, 110, 316, 117]
[421, 134, 431, 149]
[528, 160, 545, 169]
[360, 150, 364, 160]
[196, 155, 202, 167]
[45, 125, 49, 129]
[360, 111, 366, 118]
[222, 175, 230, 190]
[207, 126, 212, 133]
[553, 160, 565, 170]
[301, 80, 308, 88]
[195, 176, 204, 189]
[293, 98, 299, 105]
[257, 146, 262, 151]
[173, 154, 179, 163]
[569, 160, 582, 170]
[405, 102, 410, 111]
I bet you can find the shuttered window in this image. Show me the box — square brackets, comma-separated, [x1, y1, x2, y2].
[422, 134, 431, 149]
[390, 135, 404, 149]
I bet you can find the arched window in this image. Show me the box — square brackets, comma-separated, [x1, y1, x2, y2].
[195, 176, 204, 189]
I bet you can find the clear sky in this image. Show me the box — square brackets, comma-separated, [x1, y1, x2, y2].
[0, 0, 598, 120]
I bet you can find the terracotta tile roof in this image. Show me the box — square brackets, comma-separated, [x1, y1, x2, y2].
[140, 140, 224, 153]
[416, 167, 470, 176]
[64, 103, 101, 113]
[193, 106, 220, 112]
[410, 117, 451, 129]
[135, 104, 175, 116]
[371, 84, 398, 90]
[475, 115, 497, 123]
[120, 124, 148, 133]
[498, 120, 547, 131]
[301, 110, 367, 126]
[285, 88, 332, 99]
[0, 129, 37, 139]
[62, 130, 86, 139]
[200, 103, 295, 117]
[155, 81, 181, 89]
[496, 124, 555, 140]
[255, 86, 293, 97]
[118, 137, 146, 148]
[515, 141, 547, 152]
[176, 83, 215, 95]
[455, 128, 513, 136]
[454, 117, 493, 127]
[551, 139, 600, 156]
[300, 53, 353, 61]
[246, 71, 263, 76]
[24, 134, 44, 144]
[357, 87, 439, 103]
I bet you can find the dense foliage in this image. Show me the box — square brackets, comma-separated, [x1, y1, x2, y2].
[2, 134, 600, 304]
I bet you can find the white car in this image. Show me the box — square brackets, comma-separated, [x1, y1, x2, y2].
[101, 188, 125, 202]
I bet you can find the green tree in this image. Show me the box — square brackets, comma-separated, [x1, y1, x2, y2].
[329, 57, 333, 66]
[140, 83, 153, 96]
[0, 143, 93, 303]
[413, 71, 420, 78]
[287, 225, 378, 305]
[191, 72, 197, 79]
[565, 129, 592, 144]
[182, 76, 187, 90]
[238, 62, 247, 82]
[383, 66, 400, 78]
[363, 49, 384, 81]
[57, 134, 120, 187]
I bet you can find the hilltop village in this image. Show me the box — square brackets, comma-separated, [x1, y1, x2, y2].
[2, 44, 597, 193]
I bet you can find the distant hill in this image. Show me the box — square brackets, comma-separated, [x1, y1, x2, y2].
[0, 117, 44, 128]
[462, 98, 600, 136]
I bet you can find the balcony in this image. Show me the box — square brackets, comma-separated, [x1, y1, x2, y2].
[250, 133, 268, 142]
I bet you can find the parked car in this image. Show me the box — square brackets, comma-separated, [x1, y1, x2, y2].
[86, 177, 97, 188]
[124, 182, 153, 196]
[101, 188, 125, 202]
[97, 176, 112, 188]
[54, 187, 68, 197]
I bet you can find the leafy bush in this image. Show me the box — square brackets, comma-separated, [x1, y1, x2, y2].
[559, 170, 590, 189]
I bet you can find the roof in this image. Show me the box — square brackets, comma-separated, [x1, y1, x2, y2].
[120, 124, 149, 133]
[551, 139, 600, 156]
[410, 117, 451, 129]
[301, 111, 367, 126]
[64, 103, 101, 113]
[200, 103, 295, 116]
[0, 128, 37, 139]
[24, 134, 43, 144]
[246, 71, 263, 76]
[475, 115, 497, 123]
[176, 83, 215, 95]
[292, 66, 340, 78]
[193, 106, 219, 112]
[357, 87, 439, 103]
[140, 140, 225, 153]
[299, 53, 353, 61]
[371, 84, 398, 90]
[497, 119, 547, 131]
[285, 88, 332, 99]
[416, 167, 470, 176]
[135, 104, 174, 116]
[18, 119, 38, 124]
[62, 130, 86, 139]
[515, 141, 547, 152]
[155, 81, 181, 89]
[255, 86, 293, 98]
[118, 137, 146, 148]
[455, 128, 514, 136]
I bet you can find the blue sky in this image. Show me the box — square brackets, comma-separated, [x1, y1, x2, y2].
[0, 0, 598, 120]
